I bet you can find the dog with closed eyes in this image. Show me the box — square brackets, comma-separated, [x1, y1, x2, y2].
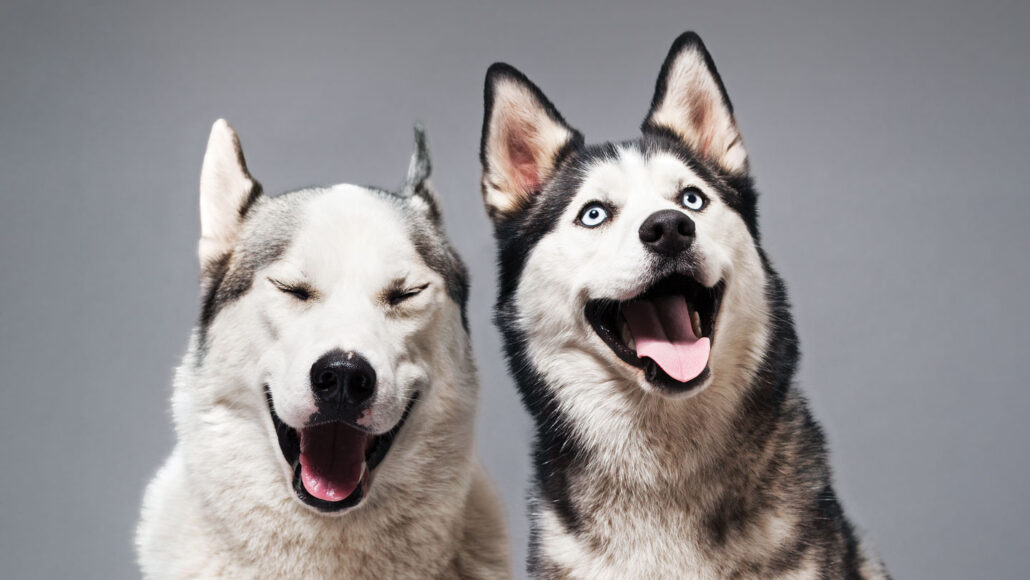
[136, 121, 510, 579]
[478, 32, 889, 578]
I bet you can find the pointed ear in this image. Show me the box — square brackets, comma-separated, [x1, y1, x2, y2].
[643, 32, 748, 175]
[480, 63, 581, 222]
[198, 119, 261, 268]
[402, 124, 442, 224]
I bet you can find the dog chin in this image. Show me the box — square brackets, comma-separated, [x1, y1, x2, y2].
[634, 366, 714, 399]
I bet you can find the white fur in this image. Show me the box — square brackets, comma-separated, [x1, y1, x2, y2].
[262, 189, 439, 434]
[482, 39, 887, 577]
[138, 136, 509, 578]
[198, 119, 256, 267]
[516, 147, 770, 442]
[648, 47, 749, 175]
[515, 148, 783, 577]
[482, 77, 575, 218]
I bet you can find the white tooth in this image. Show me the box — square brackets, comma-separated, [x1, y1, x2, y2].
[360, 461, 368, 480]
[690, 309, 703, 337]
[620, 317, 632, 347]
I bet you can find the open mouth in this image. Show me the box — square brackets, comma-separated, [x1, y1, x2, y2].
[585, 273, 724, 393]
[265, 387, 418, 513]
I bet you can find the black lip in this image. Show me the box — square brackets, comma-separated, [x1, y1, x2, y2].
[585, 274, 724, 394]
[264, 386, 419, 513]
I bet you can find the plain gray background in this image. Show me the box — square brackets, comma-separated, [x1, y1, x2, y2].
[1, 0, 1027, 578]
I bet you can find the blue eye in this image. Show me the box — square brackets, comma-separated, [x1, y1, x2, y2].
[578, 203, 609, 228]
[680, 187, 706, 211]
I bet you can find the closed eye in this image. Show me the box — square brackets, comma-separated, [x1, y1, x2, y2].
[387, 283, 429, 306]
[268, 278, 315, 301]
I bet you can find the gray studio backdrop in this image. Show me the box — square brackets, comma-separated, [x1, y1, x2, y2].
[1, 1, 1027, 578]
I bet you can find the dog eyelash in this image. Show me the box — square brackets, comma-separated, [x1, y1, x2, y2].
[387, 283, 429, 306]
[679, 186, 708, 211]
[577, 201, 614, 228]
[268, 278, 314, 301]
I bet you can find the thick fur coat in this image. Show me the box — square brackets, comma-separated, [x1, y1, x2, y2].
[137, 122, 510, 579]
[479, 32, 889, 579]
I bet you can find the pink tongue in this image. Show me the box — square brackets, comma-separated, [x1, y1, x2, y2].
[622, 295, 711, 383]
[299, 422, 368, 502]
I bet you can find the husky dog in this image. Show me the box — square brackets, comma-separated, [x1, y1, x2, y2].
[137, 121, 510, 579]
[479, 32, 888, 578]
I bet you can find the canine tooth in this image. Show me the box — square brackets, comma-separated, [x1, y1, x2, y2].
[690, 309, 703, 337]
[620, 317, 636, 350]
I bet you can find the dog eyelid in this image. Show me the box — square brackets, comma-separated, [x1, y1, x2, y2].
[577, 201, 613, 228]
[267, 277, 315, 301]
[386, 282, 430, 306]
[679, 186, 707, 211]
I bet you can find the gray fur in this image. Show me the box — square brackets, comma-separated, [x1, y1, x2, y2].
[137, 121, 509, 579]
[479, 33, 889, 579]
[380, 127, 470, 326]
[198, 191, 308, 352]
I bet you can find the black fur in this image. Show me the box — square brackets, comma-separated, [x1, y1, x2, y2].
[480, 62, 584, 222]
[643, 31, 736, 132]
[490, 148, 609, 552]
[482, 31, 887, 578]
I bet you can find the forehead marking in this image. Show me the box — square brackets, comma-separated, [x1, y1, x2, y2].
[197, 184, 471, 352]
[576, 146, 701, 205]
[196, 193, 306, 351]
[305, 186, 469, 325]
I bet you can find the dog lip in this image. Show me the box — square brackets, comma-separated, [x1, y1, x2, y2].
[263, 386, 420, 513]
[584, 273, 724, 393]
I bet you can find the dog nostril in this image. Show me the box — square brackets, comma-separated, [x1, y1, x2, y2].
[640, 224, 661, 243]
[309, 349, 377, 409]
[316, 371, 337, 392]
[345, 372, 375, 404]
[639, 210, 695, 256]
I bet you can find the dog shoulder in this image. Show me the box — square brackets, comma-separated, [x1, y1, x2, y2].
[449, 462, 512, 579]
[136, 449, 211, 579]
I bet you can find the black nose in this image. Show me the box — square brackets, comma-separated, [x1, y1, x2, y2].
[309, 349, 376, 410]
[639, 209, 695, 256]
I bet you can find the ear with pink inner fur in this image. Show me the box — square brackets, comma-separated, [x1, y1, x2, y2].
[480, 63, 582, 222]
[643, 32, 749, 176]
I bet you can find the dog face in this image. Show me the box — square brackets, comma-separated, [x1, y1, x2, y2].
[192, 121, 469, 513]
[481, 33, 771, 402]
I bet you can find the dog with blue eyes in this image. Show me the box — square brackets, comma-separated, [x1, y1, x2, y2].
[478, 32, 890, 578]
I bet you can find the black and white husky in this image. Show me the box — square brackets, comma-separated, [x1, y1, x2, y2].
[137, 121, 510, 578]
[479, 32, 889, 578]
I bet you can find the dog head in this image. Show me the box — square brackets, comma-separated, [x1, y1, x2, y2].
[480, 32, 771, 401]
[189, 121, 470, 514]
